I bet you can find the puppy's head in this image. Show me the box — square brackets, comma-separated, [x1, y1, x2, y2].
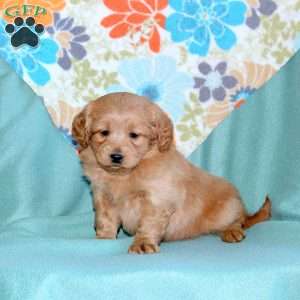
[72, 92, 173, 172]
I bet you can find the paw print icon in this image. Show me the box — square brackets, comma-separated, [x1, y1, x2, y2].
[5, 17, 44, 48]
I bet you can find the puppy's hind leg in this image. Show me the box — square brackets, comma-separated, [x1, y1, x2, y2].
[218, 221, 246, 243]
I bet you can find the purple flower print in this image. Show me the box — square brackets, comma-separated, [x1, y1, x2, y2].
[46, 13, 90, 70]
[194, 62, 238, 102]
[246, 0, 277, 30]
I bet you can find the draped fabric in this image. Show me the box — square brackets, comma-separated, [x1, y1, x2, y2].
[0, 1, 300, 156]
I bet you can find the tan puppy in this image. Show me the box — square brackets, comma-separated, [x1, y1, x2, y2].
[72, 92, 271, 254]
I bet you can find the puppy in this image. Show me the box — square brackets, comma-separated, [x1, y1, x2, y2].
[72, 92, 271, 254]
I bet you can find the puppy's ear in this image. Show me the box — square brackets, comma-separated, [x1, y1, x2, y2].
[72, 109, 89, 150]
[156, 110, 174, 152]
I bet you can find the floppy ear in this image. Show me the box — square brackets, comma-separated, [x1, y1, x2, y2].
[156, 110, 174, 152]
[72, 109, 89, 150]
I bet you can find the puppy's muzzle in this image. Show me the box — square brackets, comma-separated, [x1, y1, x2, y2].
[110, 153, 124, 164]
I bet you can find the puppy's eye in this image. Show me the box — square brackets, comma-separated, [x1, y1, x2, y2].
[129, 132, 139, 139]
[100, 130, 109, 137]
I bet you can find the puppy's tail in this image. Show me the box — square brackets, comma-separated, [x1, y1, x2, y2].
[242, 195, 272, 229]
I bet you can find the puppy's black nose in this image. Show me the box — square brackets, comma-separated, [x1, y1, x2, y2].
[110, 153, 123, 164]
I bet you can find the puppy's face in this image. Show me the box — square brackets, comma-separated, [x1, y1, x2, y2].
[72, 93, 173, 172]
[89, 113, 153, 170]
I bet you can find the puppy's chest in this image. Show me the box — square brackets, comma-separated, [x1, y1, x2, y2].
[105, 179, 132, 201]
[101, 178, 141, 235]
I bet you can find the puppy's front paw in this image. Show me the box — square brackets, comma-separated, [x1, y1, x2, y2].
[128, 242, 160, 254]
[96, 229, 116, 239]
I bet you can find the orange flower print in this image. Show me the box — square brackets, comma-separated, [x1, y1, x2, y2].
[0, 0, 65, 26]
[101, 0, 167, 53]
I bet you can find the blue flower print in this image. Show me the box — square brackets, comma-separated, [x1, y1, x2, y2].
[231, 86, 256, 101]
[107, 56, 193, 121]
[294, 33, 300, 52]
[166, 0, 247, 56]
[0, 20, 58, 86]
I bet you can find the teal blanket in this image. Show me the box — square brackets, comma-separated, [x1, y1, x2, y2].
[1, 52, 300, 299]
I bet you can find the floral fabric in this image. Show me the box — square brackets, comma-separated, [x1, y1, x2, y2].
[0, 0, 299, 156]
